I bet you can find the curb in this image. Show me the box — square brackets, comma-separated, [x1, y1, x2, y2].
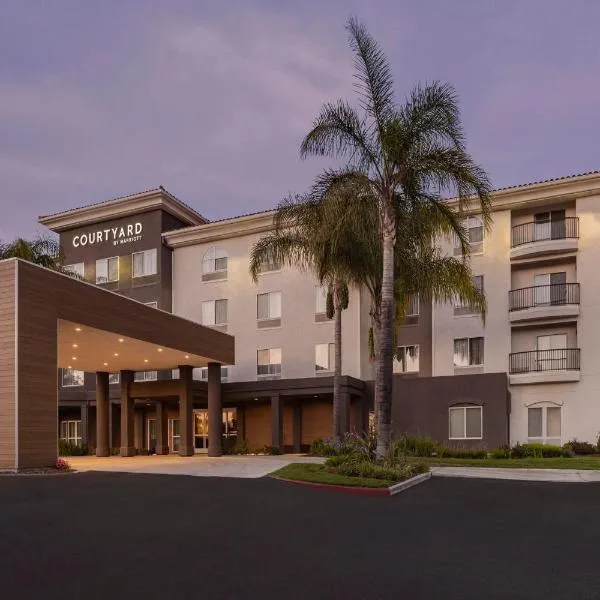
[389, 471, 432, 495]
[273, 471, 432, 496]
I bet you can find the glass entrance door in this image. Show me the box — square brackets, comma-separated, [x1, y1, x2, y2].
[193, 410, 209, 453]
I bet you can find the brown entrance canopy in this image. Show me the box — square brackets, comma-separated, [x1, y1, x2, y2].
[0, 258, 234, 470]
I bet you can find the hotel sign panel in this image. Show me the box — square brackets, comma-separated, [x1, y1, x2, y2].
[72, 222, 143, 248]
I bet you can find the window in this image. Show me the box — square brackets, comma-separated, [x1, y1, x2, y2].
[202, 299, 228, 326]
[222, 409, 238, 438]
[449, 406, 482, 440]
[454, 216, 483, 254]
[134, 371, 158, 382]
[202, 247, 228, 280]
[315, 285, 328, 321]
[109, 373, 120, 385]
[257, 291, 282, 326]
[132, 249, 157, 278]
[65, 263, 84, 279]
[534, 210, 566, 241]
[454, 337, 484, 367]
[533, 272, 567, 305]
[169, 418, 180, 452]
[259, 258, 282, 273]
[144, 301, 158, 309]
[406, 294, 419, 316]
[257, 348, 282, 378]
[454, 276, 484, 315]
[315, 343, 335, 372]
[171, 366, 229, 382]
[60, 420, 82, 445]
[536, 334, 568, 370]
[393, 345, 420, 374]
[528, 406, 561, 445]
[62, 368, 84, 387]
[96, 257, 119, 284]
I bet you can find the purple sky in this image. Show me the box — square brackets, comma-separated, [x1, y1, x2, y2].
[1, 0, 599, 239]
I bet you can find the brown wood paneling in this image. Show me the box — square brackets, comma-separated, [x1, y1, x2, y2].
[19, 260, 234, 366]
[11, 259, 234, 468]
[244, 402, 271, 449]
[301, 400, 333, 444]
[0, 261, 16, 469]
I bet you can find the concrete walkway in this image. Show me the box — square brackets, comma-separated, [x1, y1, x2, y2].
[66, 456, 600, 483]
[432, 466, 600, 483]
[67, 454, 325, 479]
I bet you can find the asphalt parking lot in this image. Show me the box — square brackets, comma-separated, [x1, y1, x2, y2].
[1, 472, 599, 600]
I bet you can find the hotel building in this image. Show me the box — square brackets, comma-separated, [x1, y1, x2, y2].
[37, 170, 600, 456]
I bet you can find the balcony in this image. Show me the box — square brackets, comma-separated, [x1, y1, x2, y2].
[510, 217, 579, 259]
[509, 348, 580, 384]
[508, 283, 580, 323]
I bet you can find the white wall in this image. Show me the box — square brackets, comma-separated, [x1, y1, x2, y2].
[171, 232, 369, 382]
[509, 194, 600, 445]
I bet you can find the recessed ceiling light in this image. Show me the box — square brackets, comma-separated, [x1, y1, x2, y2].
[144, 359, 149, 363]
[103, 362, 108, 366]
[72, 343, 78, 348]
[118, 338, 124, 343]
[157, 348, 163, 352]
[67, 365, 72, 369]
[114, 353, 119, 357]
[185, 355, 189, 359]
[75, 327, 81, 332]
[72, 356, 77, 360]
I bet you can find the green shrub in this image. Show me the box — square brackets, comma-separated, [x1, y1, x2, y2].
[440, 448, 487, 459]
[393, 435, 442, 457]
[563, 440, 597, 456]
[58, 439, 88, 456]
[227, 439, 250, 455]
[308, 439, 338, 457]
[329, 460, 414, 482]
[490, 446, 510, 459]
[259, 445, 283, 456]
[511, 443, 569, 458]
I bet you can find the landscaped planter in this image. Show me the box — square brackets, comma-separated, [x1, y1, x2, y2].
[273, 471, 431, 496]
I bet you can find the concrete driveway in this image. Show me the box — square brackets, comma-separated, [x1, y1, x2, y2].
[66, 454, 324, 478]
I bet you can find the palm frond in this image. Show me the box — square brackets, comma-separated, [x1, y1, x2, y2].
[300, 100, 379, 173]
[346, 16, 395, 135]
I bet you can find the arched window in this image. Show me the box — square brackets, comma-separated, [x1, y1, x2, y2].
[526, 401, 562, 445]
[202, 247, 228, 281]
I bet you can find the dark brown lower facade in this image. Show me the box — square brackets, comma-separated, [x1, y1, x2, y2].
[59, 376, 371, 455]
[392, 372, 511, 449]
[58, 372, 511, 456]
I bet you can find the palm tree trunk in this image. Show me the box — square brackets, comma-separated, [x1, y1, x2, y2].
[332, 281, 343, 439]
[375, 207, 396, 459]
[371, 314, 381, 432]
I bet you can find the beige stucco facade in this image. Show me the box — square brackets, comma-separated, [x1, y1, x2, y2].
[167, 214, 373, 383]
[161, 171, 600, 448]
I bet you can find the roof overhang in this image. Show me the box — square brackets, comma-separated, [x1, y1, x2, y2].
[445, 171, 600, 214]
[163, 210, 275, 247]
[38, 188, 208, 232]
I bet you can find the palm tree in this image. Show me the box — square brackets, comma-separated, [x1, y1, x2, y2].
[0, 235, 66, 271]
[301, 17, 492, 457]
[249, 193, 358, 438]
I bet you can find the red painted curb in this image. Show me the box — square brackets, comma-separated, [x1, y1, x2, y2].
[272, 477, 391, 496]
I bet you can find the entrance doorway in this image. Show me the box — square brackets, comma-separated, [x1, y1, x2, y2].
[193, 410, 209, 453]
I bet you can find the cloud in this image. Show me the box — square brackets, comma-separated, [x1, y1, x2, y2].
[0, 6, 353, 237]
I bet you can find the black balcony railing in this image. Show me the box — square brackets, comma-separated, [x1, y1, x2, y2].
[509, 348, 580, 374]
[511, 217, 579, 248]
[508, 283, 580, 312]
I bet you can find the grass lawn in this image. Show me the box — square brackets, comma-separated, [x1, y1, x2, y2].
[405, 456, 600, 470]
[271, 463, 396, 488]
